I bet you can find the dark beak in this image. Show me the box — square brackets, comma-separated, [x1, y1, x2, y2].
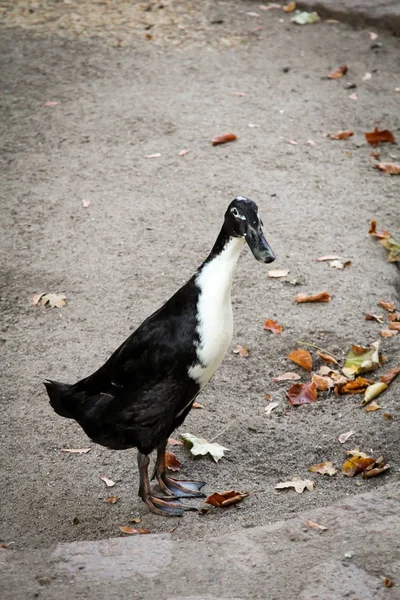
[246, 226, 276, 263]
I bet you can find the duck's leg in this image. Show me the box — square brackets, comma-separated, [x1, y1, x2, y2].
[137, 452, 196, 517]
[154, 440, 206, 498]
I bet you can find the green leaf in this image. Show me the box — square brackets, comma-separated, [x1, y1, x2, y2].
[343, 341, 380, 376]
[380, 236, 400, 263]
[179, 433, 229, 463]
[291, 11, 320, 25]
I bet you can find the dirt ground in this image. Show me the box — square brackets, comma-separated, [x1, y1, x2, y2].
[1, 1, 399, 551]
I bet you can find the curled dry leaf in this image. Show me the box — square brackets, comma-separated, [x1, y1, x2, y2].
[287, 382, 317, 406]
[33, 293, 66, 308]
[265, 401, 279, 416]
[380, 365, 400, 385]
[388, 313, 400, 322]
[365, 313, 384, 324]
[383, 413, 393, 420]
[306, 520, 328, 531]
[342, 450, 389, 478]
[179, 432, 229, 462]
[276, 477, 314, 493]
[338, 429, 356, 444]
[263, 319, 283, 335]
[211, 133, 237, 146]
[378, 300, 395, 312]
[329, 259, 351, 269]
[374, 162, 400, 175]
[362, 382, 388, 405]
[273, 372, 301, 382]
[389, 322, 400, 331]
[365, 401, 381, 412]
[192, 402, 204, 409]
[362, 457, 390, 479]
[316, 255, 341, 262]
[383, 578, 393, 588]
[328, 131, 353, 140]
[233, 344, 249, 357]
[168, 437, 183, 446]
[165, 451, 181, 472]
[104, 495, 118, 504]
[61, 448, 91, 454]
[205, 490, 251, 507]
[287, 349, 312, 371]
[343, 341, 380, 376]
[337, 376, 372, 395]
[365, 127, 396, 146]
[268, 269, 289, 278]
[369, 220, 390, 240]
[282, 2, 296, 12]
[318, 351, 338, 366]
[381, 329, 398, 338]
[295, 291, 331, 303]
[312, 374, 333, 391]
[309, 462, 337, 476]
[100, 475, 116, 488]
[327, 65, 348, 79]
[119, 526, 150, 535]
[129, 517, 142, 524]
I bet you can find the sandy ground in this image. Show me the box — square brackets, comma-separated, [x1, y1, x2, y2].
[1, 1, 399, 550]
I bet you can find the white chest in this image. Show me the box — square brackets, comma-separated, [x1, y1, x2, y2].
[188, 237, 245, 390]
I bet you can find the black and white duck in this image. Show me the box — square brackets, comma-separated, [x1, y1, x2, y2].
[45, 196, 275, 517]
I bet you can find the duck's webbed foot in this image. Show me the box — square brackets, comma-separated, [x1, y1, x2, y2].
[137, 452, 198, 517]
[153, 440, 206, 499]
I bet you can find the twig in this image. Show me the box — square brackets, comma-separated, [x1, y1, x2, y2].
[209, 419, 236, 443]
[296, 340, 338, 358]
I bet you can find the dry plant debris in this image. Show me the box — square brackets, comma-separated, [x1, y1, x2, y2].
[263, 319, 283, 334]
[205, 490, 251, 507]
[276, 477, 314, 493]
[165, 451, 181, 472]
[32, 292, 66, 308]
[99, 475, 116, 487]
[327, 65, 348, 79]
[309, 462, 337, 476]
[233, 344, 249, 358]
[179, 433, 229, 462]
[364, 127, 396, 146]
[211, 133, 237, 146]
[119, 526, 150, 535]
[295, 291, 331, 303]
[286, 382, 317, 406]
[342, 449, 390, 478]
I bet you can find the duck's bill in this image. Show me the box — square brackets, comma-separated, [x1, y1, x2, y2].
[246, 226, 276, 263]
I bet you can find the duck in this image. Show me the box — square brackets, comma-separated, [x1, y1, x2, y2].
[45, 196, 275, 517]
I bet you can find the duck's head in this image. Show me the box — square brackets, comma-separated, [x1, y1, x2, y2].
[225, 196, 276, 263]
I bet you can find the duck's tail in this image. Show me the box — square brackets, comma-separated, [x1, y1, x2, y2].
[44, 380, 74, 419]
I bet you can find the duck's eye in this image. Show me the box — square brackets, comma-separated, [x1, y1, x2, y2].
[231, 208, 240, 218]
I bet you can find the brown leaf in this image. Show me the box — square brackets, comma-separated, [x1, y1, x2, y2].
[211, 133, 237, 146]
[309, 462, 337, 476]
[389, 322, 400, 331]
[306, 520, 328, 531]
[362, 457, 390, 479]
[380, 365, 400, 385]
[365, 127, 396, 147]
[282, 1, 296, 12]
[205, 490, 251, 507]
[317, 351, 339, 366]
[287, 349, 312, 371]
[192, 402, 204, 409]
[273, 372, 301, 382]
[378, 300, 395, 312]
[276, 477, 314, 493]
[342, 455, 376, 477]
[61, 448, 91, 454]
[263, 319, 283, 334]
[168, 437, 183, 446]
[368, 220, 391, 240]
[365, 401, 381, 412]
[327, 65, 348, 79]
[295, 291, 331, 303]
[365, 313, 384, 323]
[338, 429, 356, 444]
[383, 412, 393, 420]
[388, 312, 400, 322]
[233, 344, 249, 357]
[312, 374, 333, 391]
[383, 578, 393, 588]
[165, 451, 181, 472]
[328, 131, 353, 140]
[286, 382, 317, 406]
[374, 162, 400, 174]
[104, 495, 118, 504]
[129, 517, 142, 524]
[381, 329, 398, 338]
[119, 526, 150, 535]
[337, 376, 372, 394]
[100, 474, 116, 487]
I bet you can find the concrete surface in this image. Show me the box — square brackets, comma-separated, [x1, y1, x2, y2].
[1, 482, 399, 599]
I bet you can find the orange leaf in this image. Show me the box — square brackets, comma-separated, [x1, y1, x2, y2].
[263, 319, 283, 334]
[327, 65, 348, 79]
[362, 457, 390, 478]
[119, 526, 150, 535]
[165, 451, 181, 472]
[309, 461, 337, 476]
[365, 127, 396, 147]
[295, 291, 331, 303]
[168, 437, 183, 446]
[312, 374, 333, 391]
[317, 351, 338, 365]
[374, 162, 400, 174]
[388, 312, 400, 322]
[211, 133, 237, 146]
[282, 1, 296, 12]
[380, 365, 400, 385]
[306, 520, 328, 531]
[337, 376, 371, 394]
[205, 490, 251, 507]
[328, 131, 353, 140]
[104, 495, 118, 504]
[192, 401, 204, 409]
[378, 300, 395, 312]
[381, 329, 398, 338]
[233, 344, 249, 357]
[342, 455, 376, 477]
[389, 322, 400, 331]
[273, 372, 301, 382]
[286, 382, 317, 406]
[368, 220, 390, 239]
[287, 349, 312, 371]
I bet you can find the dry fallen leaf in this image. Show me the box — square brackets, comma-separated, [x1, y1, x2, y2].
[265, 401, 279, 416]
[365, 313, 384, 324]
[380, 365, 400, 385]
[178, 148, 190, 157]
[363, 382, 388, 405]
[317, 351, 339, 366]
[337, 376, 372, 395]
[369, 220, 390, 240]
[365, 401, 381, 412]
[329, 259, 351, 269]
[44, 100, 60, 107]
[374, 162, 400, 175]
[205, 490, 251, 507]
[104, 495, 118, 504]
[328, 131, 353, 140]
[211, 133, 237, 146]
[61, 448, 91, 454]
[388, 313, 400, 322]
[378, 300, 395, 312]
[273, 372, 301, 382]
[33, 293, 66, 308]
[342, 341, 381, 376]
[349, 93, 358, 101]
[316, 255, 341, 262]
[82, 199, 91, 208]
[192, 402, 204, 409]
[288, 140, 298, 145]
[383, 413, 393, 420]
[276, 477, 314, 493]
[144, 153, 162, 158]
[233, 344, 249, 357]
[287, 382, 317, 406]
[179, 432, 229, 462]
[389, 322, 400, 331]
[263, 319, 283, 335]
[282, 1, 296, 12]
[295, 291, 331, 303]
[365, 127, 396, 146]
[287, 349, 312, 371]
[306, 520, 328, 531]
[383, 577, 393, 588]
[119, 526, 150, 535]
[165, 451, 181, 472]
[100, 475, 116, 488]
[381, 329, 398, 338]
[362, 72, 372, 81]
[362, 457, 390, 479]
[309, 462, 337, 476]
[327, 65, 348, 79]
[268, 269, 289, 278]
[338, 430, 356, 444]
[312, 374, 333, 391]
[129, 517, 142, 524]
[168, 437, 183, 446]
[342, 450, 389, 478]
